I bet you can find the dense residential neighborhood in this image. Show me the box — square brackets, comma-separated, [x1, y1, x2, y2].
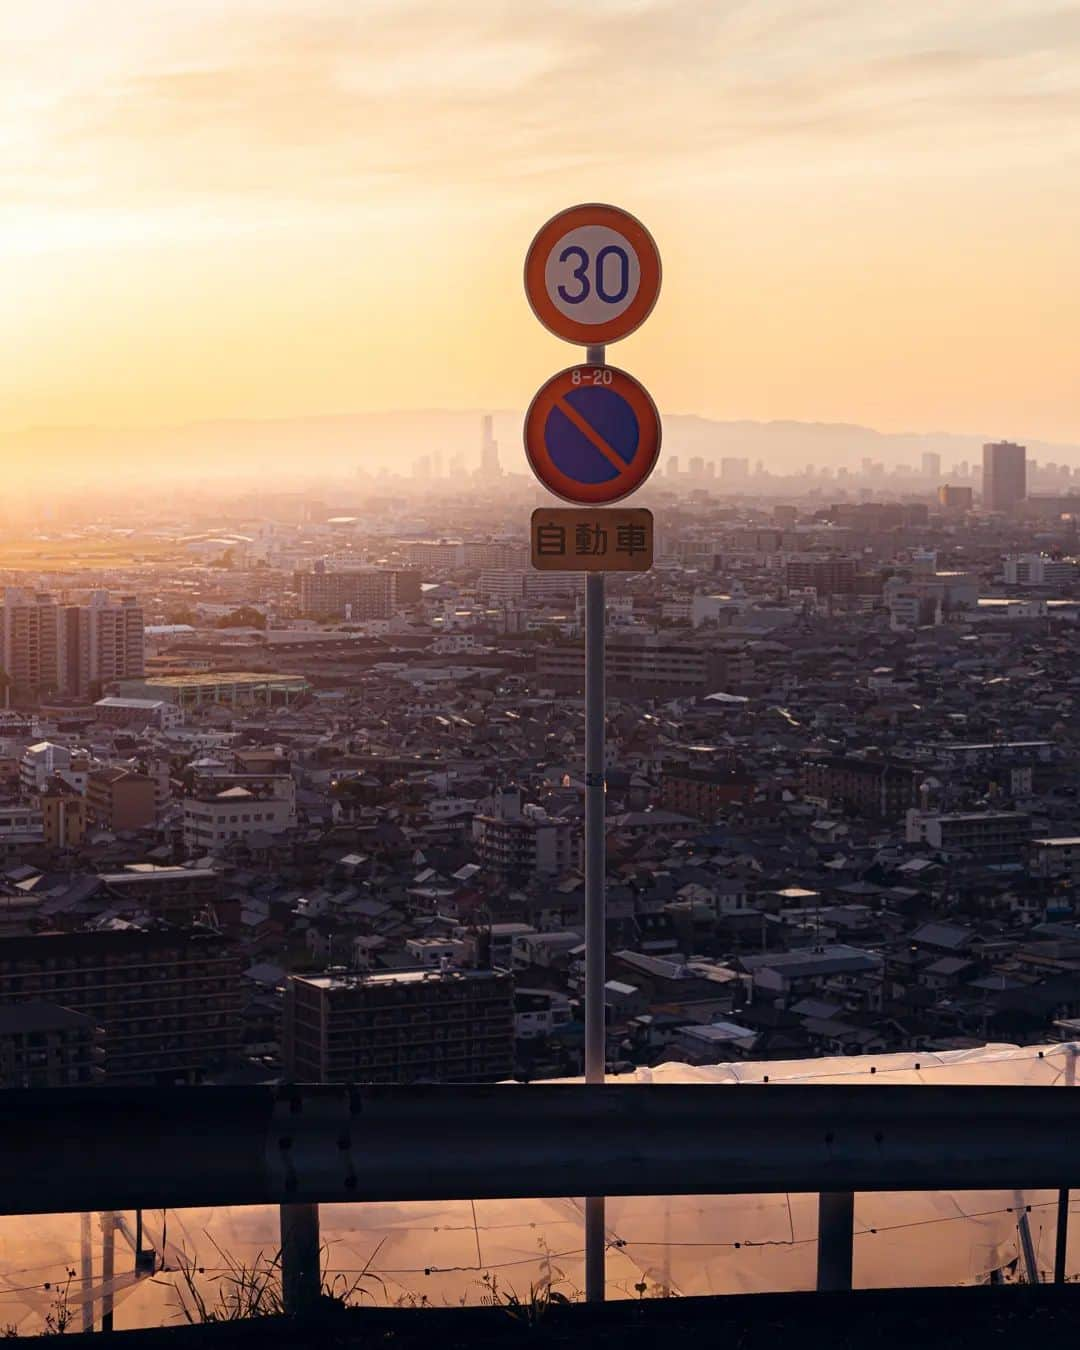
[3, 456, 1080, 1087]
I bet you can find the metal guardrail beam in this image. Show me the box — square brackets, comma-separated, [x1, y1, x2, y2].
[4, 1083, 1080, 1217]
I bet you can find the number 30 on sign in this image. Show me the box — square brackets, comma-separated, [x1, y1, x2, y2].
[524, 203, 662, 346]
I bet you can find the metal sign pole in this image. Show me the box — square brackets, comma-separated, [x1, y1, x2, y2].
[584, 341, 607, 1303]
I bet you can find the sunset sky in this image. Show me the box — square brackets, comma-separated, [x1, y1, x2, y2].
[3, 0, 1080, 443]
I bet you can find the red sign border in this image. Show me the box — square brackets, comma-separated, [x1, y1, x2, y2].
[524, 203, 662, 346]
[524, 364, 662, 505]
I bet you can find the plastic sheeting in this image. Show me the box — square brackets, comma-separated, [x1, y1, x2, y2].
[0, 1041, 1077, 1331]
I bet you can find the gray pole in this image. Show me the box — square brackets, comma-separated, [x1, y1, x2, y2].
[583, 343, 607, 1304]
[100, 1211, 115, 1332]
[816, 1190, 854, 1291]
[280, 1202, 321, 1315]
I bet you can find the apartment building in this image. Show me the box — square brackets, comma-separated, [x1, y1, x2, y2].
[1003, 554, 1078, 587]
[40, 777, 88, 848]
[64, 592, 145, 696]
[463, 539, 529, 570]
[98, 866, 223, 924]
[1032, 837, 1080, 883]
[400, 539, 464, 570]
[20, 742, 90, 796]
[86, 767, 158, 832]
[537, 634, 751, 697]
[804, 755, 921, 820]
[784, 555, 858, 596]
[0, 804, 44, 859]
[471, 788, 575, 876]
[0, 1002, 104, 1088]
[661, 765, 754, 821]
[0, 927, 240, 1084]
[905, 809, 1033, 860]
[283, 967, 515, 1084]
[183, 773, 297, 854]
[296, 567, 421, 619]
[0, 590, 144, 699]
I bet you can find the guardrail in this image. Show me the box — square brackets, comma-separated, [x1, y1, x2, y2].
[1, 1083, 1077, 1312]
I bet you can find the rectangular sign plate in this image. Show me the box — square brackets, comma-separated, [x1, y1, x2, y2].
[530, 507, 653, 572]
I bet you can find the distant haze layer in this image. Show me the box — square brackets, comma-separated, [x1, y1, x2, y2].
[4, 412, 1078, 487]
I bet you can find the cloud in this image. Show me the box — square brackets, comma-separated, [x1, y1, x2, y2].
[4, 0, 1080, 218]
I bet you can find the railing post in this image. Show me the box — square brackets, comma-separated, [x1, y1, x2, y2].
[79, 1211, 94, 1332]
[816, 1191, 854, 1291]
[100, 1211, 116, 1332]
[1056, 1043, 1077, 1282]
[279, 1203, 320, 1315]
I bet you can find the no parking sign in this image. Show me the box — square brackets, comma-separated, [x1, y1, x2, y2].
[523, 364, 661, 506]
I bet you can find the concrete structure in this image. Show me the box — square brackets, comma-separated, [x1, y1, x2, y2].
[0, 803, 44, 858]
[0, 1002, 103, 1088]
[785, 556, 857, 596]
[40, 777, 88, 848]
[804, 755, 921, 820]
[94, 696, 183, 730]
[283, 966, 514, 1084]
[983, 441, 1027, 514]
[537, 635, 751, 697]
[661, 765, 754, 820]
[119, 672, 308, 708]
[0, 928, 240, 1084]
[0, 590, 143, 699]
[905, 809, 1032, 860]
[183, 776, 296, 855]
[1031, 837, 1080, 883]
[86, 767, 158, 832]
[296, 567, 421, 620]
[20, 741, 89, 796]
[471, 788, 574, 876]
[1003, 554, 1078, 587]
[938, 485, 974, 512]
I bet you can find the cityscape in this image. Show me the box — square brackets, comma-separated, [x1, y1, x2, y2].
[5, 0, 1080, 1340]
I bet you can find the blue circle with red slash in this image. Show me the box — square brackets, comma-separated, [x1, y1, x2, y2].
[524, 365, 661, 505]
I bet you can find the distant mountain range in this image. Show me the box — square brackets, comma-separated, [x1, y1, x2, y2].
[4, 410, 1078, 485]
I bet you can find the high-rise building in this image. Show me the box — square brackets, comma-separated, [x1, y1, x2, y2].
[283, 967, 514, 1084]
[0, 927, 240, 1084]
[296, 568, 421, 619]
[0, 590, 144, 700]
[938, 485, 974, 512]
[982, 441, 1027, 513]
[0, 591, 64, 695]
[481, 414, 502, 476]
[921, 452, 941, 480]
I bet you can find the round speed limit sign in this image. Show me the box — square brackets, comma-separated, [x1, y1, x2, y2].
[524, 203, 662, 346]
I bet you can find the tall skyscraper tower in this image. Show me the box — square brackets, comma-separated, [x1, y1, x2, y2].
[921, 451, 941, 480]
[481, 414, 502, 476]
[982, 441, 1027, 513]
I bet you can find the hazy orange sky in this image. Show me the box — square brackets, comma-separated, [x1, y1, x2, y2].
[3, 0, 1080, 442]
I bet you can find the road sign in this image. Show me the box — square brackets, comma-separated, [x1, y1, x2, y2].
[531, 507, 653, 572]
[524, 364, 661, 505]
[524, 203, 661, 346]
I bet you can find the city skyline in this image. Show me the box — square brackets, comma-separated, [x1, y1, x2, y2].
[4, 0, 1080, 453]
